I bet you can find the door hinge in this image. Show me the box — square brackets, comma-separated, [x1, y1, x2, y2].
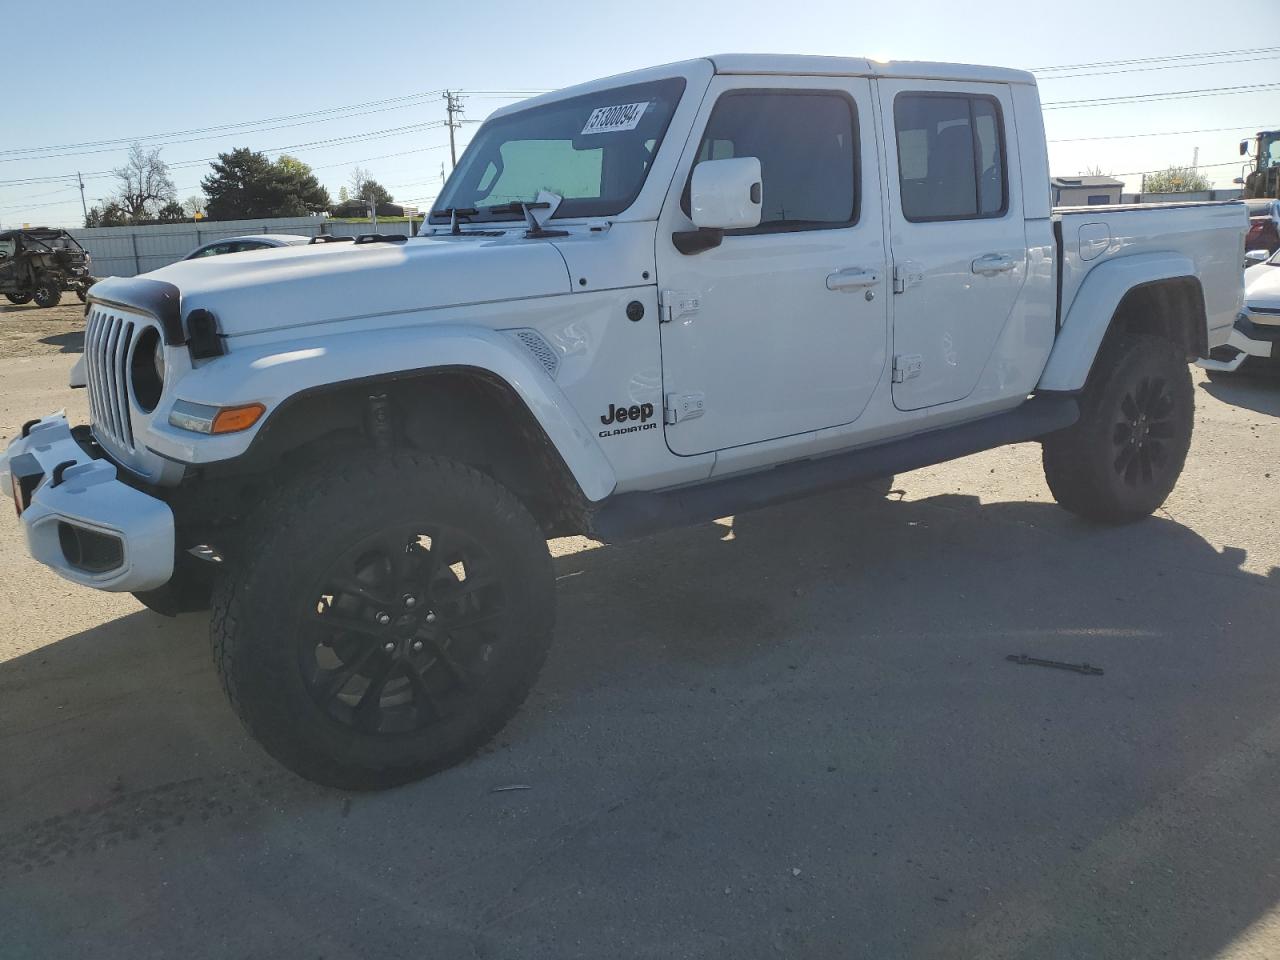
[892, 263, 923, 295]
[664, 391, 706, 424]
[892, 354, 922, 383]
[659, 289, 701, 324]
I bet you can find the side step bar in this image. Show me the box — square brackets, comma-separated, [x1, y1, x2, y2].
[587, 394, 1079, 542]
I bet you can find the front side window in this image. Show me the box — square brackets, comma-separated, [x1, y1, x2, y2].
[894, 93, 1007, 222]
[432, 77, 686, 223]
[684, 90, 859, 232]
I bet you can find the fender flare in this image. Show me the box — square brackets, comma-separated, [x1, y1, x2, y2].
[1037, 251, 1200, 392]
[145, 324, 618, 502]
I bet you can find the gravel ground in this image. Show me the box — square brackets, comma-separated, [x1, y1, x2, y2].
[0, 301, 85, 360]
[0, 337, 1278, 960]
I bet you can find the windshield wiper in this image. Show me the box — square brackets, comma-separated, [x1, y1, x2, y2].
[430, 206, 479, 235]
[479, 201, 549, 216]
[481, 195, 568, 239]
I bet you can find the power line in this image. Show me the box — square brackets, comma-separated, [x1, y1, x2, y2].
[0, 89, 446, 160]
[0, 99, 449, 166]
[1031, 45, 1280, 72]
[1047, 123, 1271, 143]
[1042, 82, 1280, 109]
[1037, 53, 1280, 80]
[0, 120, 449, 187]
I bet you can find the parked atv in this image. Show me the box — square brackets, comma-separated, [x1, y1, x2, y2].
[0, 228, 96, 308]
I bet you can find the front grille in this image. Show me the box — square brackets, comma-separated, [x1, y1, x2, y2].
[84, 308, 140, 452]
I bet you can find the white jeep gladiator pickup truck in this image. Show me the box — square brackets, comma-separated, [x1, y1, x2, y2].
[3, 55, 1246, 789]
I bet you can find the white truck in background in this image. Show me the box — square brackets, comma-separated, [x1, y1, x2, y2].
[3, 55, 1246, 789]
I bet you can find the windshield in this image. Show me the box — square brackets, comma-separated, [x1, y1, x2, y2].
[1261, 132, 1280, 169]
[432, 77, 686, 223]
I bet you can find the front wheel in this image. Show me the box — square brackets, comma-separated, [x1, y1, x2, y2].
[211, 453, 555, 790]
[32, 278, 61, 308]
[1042, 333, 1193, 523]
[4, 291, 32, 305]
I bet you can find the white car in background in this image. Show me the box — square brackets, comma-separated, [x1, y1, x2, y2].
[183, 234, 311, 260]
[1199, 247, 1280, 376]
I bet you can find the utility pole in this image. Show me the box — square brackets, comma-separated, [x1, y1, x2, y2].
[77, 171, 88, 222]
[444, 91, 463, 169]
[1192, 146, 1199, 174]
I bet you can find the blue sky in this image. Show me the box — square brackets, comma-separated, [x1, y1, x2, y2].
[2, 0, 1277, 227]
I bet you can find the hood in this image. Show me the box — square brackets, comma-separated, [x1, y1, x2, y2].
[135, 235, 573, 338]
[1245, 261, 1280, 311]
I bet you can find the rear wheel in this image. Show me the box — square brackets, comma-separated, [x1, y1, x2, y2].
[4, 291, 32, 305]
[32, 278, 61, 308]
[211, 453, 555, 790]
[1042, 333, 1193, 523]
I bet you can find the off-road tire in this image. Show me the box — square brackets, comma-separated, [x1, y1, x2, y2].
[210, 453, 555, 790]
[1042, 333, 1193, 523]
[4, 292, 32, 305]
[32, 278, 61, 308]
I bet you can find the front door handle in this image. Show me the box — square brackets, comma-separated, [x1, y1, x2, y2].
[826, 267, 881, 291]
[971, 253, 1018, 276]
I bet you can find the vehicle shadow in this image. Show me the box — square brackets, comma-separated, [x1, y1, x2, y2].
[2, 485, 1279, 959]
[37, 331, 84, 353]
[1199, 372, 1280, 417]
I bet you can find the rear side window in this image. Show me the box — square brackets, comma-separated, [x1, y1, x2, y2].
[685, 90, 859, 232]
[894, 93, 1007, 222]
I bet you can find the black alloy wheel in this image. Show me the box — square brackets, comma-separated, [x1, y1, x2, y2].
[303, 523, 503, 736]
[1109, 374, 1177, 488]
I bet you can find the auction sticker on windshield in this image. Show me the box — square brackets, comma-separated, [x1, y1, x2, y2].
[581, 102, 649, 135]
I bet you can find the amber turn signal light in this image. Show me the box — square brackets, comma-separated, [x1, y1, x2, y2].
[210, 403, 266, 434]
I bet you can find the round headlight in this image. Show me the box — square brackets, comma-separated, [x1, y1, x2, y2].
[131, 327, 165, 412]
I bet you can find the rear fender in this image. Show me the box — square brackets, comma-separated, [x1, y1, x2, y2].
[1038, 252, 1199, 392]
[145, 324, 618, 502]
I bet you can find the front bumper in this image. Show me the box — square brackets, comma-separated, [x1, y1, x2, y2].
[0, 413, 174, 592]
[1197, 312, 1278, 372]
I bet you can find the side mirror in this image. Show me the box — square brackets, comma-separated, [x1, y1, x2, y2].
[673, 157, 762, 255]
[1244, 249, 1270, 267]
[690, 157, 762, 230]
[1240, 139, 1250, 156]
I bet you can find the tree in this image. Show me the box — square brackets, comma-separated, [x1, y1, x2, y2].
[84, 201, 129, 228]
[271, 154, 332, 215]
[201, 148, 331, 220]
[1143, 165, 1211, 194]
[182, 195, 206, 217]
[337, 186, 350, 203]
[112, 142, 176, 222]
[157, 200, 187, 222]
[349, 166, 393, 205]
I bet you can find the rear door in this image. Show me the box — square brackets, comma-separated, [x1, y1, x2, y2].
[654, 75, 889, 456]
[876, 80, 1027, 410]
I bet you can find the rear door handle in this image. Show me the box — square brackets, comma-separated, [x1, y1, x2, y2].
[826, 267, 881, 291]
[971, 253, 1018, 276]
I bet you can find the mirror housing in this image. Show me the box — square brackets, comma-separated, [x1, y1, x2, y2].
[1244, 249, 1270, 267]
[1240, 139, 1250, 156]
[690, 157, 762, 230]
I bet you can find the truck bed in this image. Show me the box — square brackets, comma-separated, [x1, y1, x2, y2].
[1053, 200, 1247, 344]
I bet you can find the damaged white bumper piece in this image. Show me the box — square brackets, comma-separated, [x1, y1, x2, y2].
[0, 413, 173, 592]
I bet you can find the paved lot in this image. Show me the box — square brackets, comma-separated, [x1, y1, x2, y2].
[1, 309, 1278, 959]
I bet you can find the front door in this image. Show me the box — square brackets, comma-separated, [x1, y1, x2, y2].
[876, 80, 1028, 411]
[654, 76, 888, 457]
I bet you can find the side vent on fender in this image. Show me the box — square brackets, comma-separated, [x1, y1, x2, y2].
[508, 329, 560, 379]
